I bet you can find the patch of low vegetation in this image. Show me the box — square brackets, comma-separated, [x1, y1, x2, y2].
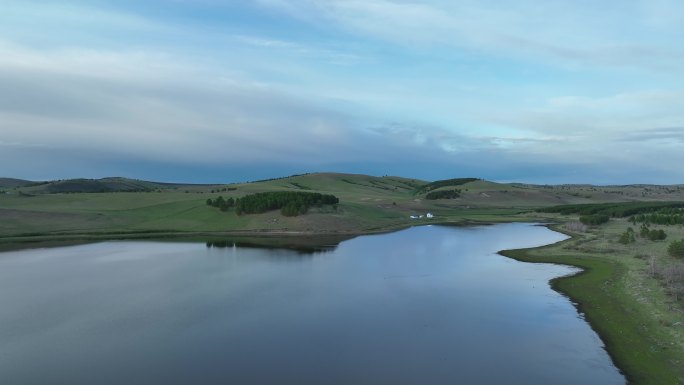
[368, 180, 392, 190]
[290, 182, 312, 190]
[341, 178, 365, 187]
[234, 191, 339, 217]
[383, 177, 423, 189]
[249, 173, 311, 183]
[414, 177, 478, 194]
[647, 256, 684, 301]
[425, 189, 461, 200]
[564, 221, 588, 232]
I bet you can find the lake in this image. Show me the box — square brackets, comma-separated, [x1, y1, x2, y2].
[0, 223, 625, 385]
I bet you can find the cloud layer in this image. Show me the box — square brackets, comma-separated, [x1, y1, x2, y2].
[0, 1, 683, 183]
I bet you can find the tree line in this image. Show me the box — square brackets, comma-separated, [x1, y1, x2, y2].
[630, 208, 684, 226]
[539, 201, 684, 217]
[415, 178, 478, 194]
[579, 214, 610, 225]
[207, 191, 339, 217]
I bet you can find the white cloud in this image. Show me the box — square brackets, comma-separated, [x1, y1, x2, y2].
[0, 43, 469, 167]
[256, 0, 684, 71]
[1, 1, 683, 183]
[2, 41, 681, 182]
[497, 90, 684, 137]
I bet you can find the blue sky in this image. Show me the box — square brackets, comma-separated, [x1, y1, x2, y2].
[1, 0, 683, 183]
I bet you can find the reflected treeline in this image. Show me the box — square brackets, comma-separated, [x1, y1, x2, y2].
[203, 235, 354, 255]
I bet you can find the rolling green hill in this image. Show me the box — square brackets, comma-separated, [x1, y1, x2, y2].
[2, 172, 684, 243]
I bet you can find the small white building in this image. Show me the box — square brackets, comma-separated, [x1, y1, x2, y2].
[410, 213, 434, 219]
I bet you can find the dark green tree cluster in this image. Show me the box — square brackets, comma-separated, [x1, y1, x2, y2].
[415, 178, 478, 194]
[234, 191, 339, 217]
[210, 187, 237, 193]
[538, 201, 684, 217]
[630, 209, 684, 226]
[579, 214, 609, 226]
[618, 227, 636, 244]
[639, 224, 667, 241]
[669, 239, 684, 258]
[206, 196, 235, 211]
[425, 189, 461, 200]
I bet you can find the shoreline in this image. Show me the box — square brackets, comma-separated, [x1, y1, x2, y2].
[500, 223, 681, 385]
[498, 225, 630, 383]
[0, 218, 503, 252]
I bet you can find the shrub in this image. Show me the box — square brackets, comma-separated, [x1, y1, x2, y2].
[669, 240, 684, 258]
[618, 227, 636, 244]
[565, 221, 588, 233]
[647, 229, 667, 241]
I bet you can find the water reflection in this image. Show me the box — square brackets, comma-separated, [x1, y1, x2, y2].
[0, 223, 625, 385]
[203, 235, 346, 255]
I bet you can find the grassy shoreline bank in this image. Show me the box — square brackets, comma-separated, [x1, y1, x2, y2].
[501, 224, 683, 385]
[0, 218, 513, 252]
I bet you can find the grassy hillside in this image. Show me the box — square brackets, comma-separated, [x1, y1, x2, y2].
[3, 173, 684, 243]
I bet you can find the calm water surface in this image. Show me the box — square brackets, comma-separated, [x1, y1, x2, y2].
[0, 223, 625, 385]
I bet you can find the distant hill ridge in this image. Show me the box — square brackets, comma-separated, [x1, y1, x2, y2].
[1, 173, 683, 196]
[1, 177, 165, 194]
[0, 178, 37, 189]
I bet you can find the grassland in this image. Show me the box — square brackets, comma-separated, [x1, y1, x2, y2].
[3, 172, 682, 244]
[1, 172, 684, 384]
